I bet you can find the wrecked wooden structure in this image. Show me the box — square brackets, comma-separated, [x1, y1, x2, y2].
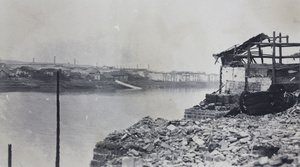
[185, 32, 300, 119]
[214, 31, 300, 94]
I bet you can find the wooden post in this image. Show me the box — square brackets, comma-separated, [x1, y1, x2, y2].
[8, 144, 12, 167]
[234, 45, 237, 54]
[55, 71, 60, 167]
[272, 31, 276, 84]
[219, 66, 222, 94]
[287, 35, 289, 43]
[279, 33, 282, 64]
[245, 49, 251, 91]
[258, 44, 263, 64]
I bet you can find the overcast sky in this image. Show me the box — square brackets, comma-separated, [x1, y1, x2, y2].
[1, 0, 300, 73]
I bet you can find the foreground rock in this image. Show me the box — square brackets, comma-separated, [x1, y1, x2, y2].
[91, 104, 300, 167]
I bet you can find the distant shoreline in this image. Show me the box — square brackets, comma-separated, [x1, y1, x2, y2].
[0, 78, 218, 93]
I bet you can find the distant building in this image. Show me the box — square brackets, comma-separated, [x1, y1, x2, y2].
[0, 63, 10, 78]
[0, 63, 5, 68]
[148, 72, 164, 81]
[100, 73, 114, 82]
[207, 74, 219, 82]
[88, 69, 101, 81]
[102, 66, 115, 70]
[198, 73, 209, 82]
[40, 68, 57, 76]
[177, 72, 191, 82]
[14, 66, 36, 77]
[68, 71, 84, 80]
[133, 69, 148, 78]
[70, 67, 90, 75]
[153, 71, 213, 82]
[100, 71, 128, 82]
[110, 71, 128, 81]
[148, 71, 217, 82]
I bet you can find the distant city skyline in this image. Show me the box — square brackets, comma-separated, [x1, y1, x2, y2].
[1, 0, 300, 74]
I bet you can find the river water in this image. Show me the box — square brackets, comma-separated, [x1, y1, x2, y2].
[0, 87, 216, 167]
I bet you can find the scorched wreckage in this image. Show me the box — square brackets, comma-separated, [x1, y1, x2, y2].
[185, 31, 300, 118]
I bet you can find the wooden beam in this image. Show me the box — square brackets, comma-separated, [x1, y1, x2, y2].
[258, 44, 263, 64]
[249, 51, 260, 54]
[272, 31, 276, 84]
[278, 43, 300, 47]
[219, 66, 222, 94]
[245, 49, 251, 91]
[241, 59, 246, 64]
[279, 33, 282, 64]
[251, 42, 300, 47]
[231, 54, 300, 59]
[269, 35, 289, 40]
[252, 58, 257, 64]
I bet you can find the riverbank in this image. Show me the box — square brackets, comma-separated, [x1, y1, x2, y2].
[0, 78, 119, 92]
[91, 104, 300, 167]
[0, 78, 217, 93]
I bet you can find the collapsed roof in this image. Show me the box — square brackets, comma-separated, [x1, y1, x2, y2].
[213, 33, 270, 65]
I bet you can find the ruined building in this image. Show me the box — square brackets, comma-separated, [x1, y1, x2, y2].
[213, 32, 300, 94]
[185, 32, 300, 119]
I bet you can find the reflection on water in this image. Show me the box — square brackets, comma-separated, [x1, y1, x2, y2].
[0, 87, 216, 167]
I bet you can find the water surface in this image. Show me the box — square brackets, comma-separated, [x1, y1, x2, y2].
[0, 87, 216, 167]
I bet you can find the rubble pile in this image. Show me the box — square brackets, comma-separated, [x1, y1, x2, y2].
[184, 93, 239, 120]
[91, 104, 300, 167]
[203, 93, 239, 110]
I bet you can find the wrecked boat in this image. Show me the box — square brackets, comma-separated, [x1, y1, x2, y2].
[185, 31, 300, 119]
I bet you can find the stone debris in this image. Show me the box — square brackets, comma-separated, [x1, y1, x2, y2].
[184, 93, 239, 120]
[121, 157, 143, 167]
[91, 104, 300, 167]
[166, 124, 177, 131]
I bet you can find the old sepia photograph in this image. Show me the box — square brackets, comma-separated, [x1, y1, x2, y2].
[1, 0, 300, 167]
